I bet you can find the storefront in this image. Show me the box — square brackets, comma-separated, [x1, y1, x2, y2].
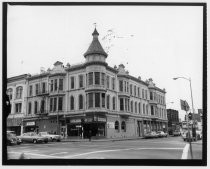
[24, 121, 38, 133]
[7, 118, 23, 135]
[66, 115, 106, 138]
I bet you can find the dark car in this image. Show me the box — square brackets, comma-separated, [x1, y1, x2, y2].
[17, 132, 48, 144]
[7, 131, 22, 145]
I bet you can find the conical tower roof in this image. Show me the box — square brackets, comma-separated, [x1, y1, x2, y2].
[84, 28, 108, 58]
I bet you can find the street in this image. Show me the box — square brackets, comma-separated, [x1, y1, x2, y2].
[7, 136, 202, 160]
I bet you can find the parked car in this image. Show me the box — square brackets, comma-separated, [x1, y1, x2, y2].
[173, 130, 181, 136]
[17, 132, 48, 144]
[7, 131, 22, 146]
[144, 131, 159, 139]
[38, 132, 62, 142]
[157, 131, 168, 138]
[182, 130, 202, 142]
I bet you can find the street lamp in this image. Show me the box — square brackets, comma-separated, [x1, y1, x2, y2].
[173, 77, 195, 122]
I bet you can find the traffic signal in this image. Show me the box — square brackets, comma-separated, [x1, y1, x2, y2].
[188, 112, 192, 120]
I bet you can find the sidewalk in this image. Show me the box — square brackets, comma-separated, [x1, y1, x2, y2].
[187, 140, 203, 159]
[61, 136, 144, 142]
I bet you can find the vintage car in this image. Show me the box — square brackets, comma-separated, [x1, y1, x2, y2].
[157, 131, 168, 138]
[144, 131, 159, 139]
[173, 130, 181, 136]
[7, 131, 22, 145]
[17, 132, 48, 144]
[38, 132, 62, 142]
[182, 130, 202, 142]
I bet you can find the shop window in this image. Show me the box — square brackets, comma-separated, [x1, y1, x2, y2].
[112, 97, 116, 110]
[34, 101, 38, 114]
[50, 98, 53, 111]
[95, 72, 100, 85]
[50, 80, 53, 92]
[71, 77, 75, 89]
[121, 121, 126, 132]
[106, 95, 110, 109]
[95, 93, 100, 108]
[28, 102, 31, 114]
[70, 96, 74, 110]
[16, 86, 23, 99]
[107, 75, 110, 89]
[58, 97, 63, 111]
[115, 121, 119, 132]
[102, 93, 105, 108]
[88, 93, 93, 108]
[88, 72, 93, 85]
[53, 98, 57, 111]
[119, 80, 123, 92]
[101, 73, 105, 86]
[79, 95, 83, 109]
[120, 98, 124, 111]
[7, 88, 13, 100]
[59, 79, 63, 91]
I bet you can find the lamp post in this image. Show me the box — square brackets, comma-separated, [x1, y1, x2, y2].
[173, 77, 195, 126]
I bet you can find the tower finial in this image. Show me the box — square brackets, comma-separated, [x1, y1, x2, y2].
[93, 23, 97, 29]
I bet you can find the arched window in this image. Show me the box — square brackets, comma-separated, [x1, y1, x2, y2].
[135, 102, 137, 113]
[143, 104, 145, 114]
[34, 101, 38, 114]
[7, 88, 13, 100]
[79, 95, 83, 110]
[16, 86, 23, 99]
[115, 121, 119, 132]
[112, 97, 116, 110]
[28, 102, 32, 115]
[70, 96, 74, 110]
[121, 121, 126, 132]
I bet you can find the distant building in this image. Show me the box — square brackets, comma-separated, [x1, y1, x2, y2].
[7, 28, 168, 138]
[167, 109, 179, 135]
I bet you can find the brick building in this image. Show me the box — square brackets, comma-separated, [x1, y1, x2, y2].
[7, 28, 168, 138]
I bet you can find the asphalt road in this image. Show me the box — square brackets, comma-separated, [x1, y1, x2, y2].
[7, 136, 195, 160]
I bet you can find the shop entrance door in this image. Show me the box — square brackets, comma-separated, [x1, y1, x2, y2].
[137, 121, 142, 137]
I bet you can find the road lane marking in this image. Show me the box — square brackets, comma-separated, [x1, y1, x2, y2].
[49, 152, 68, 156]
[8, 152, 64, 159]
[181, 143, 189, 159]
[63, 147, 183, 158]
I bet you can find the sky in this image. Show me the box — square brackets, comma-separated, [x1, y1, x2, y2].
[7, 5, 203, 120]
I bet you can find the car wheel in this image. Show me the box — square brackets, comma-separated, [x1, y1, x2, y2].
[33, 139, 37, 144]
[44, 140, 48, 143]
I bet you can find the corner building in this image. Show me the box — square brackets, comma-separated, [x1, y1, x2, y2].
[7, 28, 168, 138]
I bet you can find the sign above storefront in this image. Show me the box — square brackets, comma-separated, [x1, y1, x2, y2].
[26, 121, 35, 126]
[70, 119, 81, 123]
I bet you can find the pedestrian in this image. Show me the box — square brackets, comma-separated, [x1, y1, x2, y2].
[89, 130, 92, 141]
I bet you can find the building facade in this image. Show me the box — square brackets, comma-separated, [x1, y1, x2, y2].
[167, 109, 180, 135]
[7, 28, 168, 138]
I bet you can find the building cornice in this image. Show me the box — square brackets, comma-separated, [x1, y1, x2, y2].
[7, 74, 28, 83]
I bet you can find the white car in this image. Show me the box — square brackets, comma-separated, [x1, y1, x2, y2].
[38, 132, 62, 142]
